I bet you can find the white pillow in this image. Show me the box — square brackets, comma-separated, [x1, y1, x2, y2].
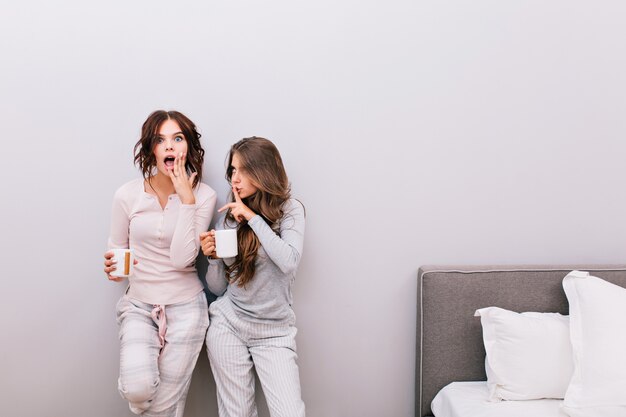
[474, 306, 573, 401]
[562, 270, 626, 417]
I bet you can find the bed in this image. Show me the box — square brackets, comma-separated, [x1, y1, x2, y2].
[415, 265, 626, 417]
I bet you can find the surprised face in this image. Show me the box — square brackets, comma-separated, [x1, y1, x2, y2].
[153, 119, 188, 177]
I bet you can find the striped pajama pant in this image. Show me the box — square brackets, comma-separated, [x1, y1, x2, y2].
[116, 291, 209, 417]
[206, 296, 306, 417]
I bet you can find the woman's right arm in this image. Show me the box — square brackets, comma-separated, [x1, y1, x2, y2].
[206, 258, 228, 296]
[201, 230, 228, 296]
[104, 187, 131, 281]
[108, 187, 131, 250]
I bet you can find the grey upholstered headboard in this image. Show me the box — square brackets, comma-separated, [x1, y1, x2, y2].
[415, 265, 626, 417]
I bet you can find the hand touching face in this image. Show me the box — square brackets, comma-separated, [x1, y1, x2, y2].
[219, 187, 255, 223]
[167, 152, 197, 205]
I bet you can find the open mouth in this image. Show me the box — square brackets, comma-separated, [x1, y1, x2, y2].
[164, 156, 175, 169]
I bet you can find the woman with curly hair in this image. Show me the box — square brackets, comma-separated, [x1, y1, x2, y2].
[103, 110, 216, 416]
[200, 136, 306, 417]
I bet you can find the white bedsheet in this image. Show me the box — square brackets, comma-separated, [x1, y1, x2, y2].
[431, 382, 567, 417]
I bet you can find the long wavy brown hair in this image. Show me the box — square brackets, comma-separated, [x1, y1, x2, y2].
[224, 137, 290, 287]
[133, 110, 204, 188]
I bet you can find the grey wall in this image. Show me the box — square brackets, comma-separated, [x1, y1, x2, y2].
[2, 1, 626, 416]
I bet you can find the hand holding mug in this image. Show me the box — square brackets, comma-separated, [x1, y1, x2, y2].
[200, 230, 217, 258]
[104, 250, 138, 282]
[201, 229, 238, 259]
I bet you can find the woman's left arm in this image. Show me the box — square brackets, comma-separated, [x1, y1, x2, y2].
[170, 187, 217, 269]
[219, 190, 305, 274]
[248, 200, 305, 274]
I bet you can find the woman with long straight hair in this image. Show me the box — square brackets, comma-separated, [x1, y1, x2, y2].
[200, 136, 306, 417]
[103, 110, 216, 416]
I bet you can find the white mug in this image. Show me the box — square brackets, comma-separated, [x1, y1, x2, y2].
[215, 229, 238, 258]
[110, 248, 135, 278]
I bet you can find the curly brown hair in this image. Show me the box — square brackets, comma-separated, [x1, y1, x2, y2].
[223, 137, 291, 287]
[133, 110, 204, 188]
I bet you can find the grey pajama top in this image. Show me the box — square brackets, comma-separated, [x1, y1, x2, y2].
[206, 199, 306, 322]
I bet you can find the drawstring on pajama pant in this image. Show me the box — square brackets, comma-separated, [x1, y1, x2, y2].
[151, 304, 167, 349]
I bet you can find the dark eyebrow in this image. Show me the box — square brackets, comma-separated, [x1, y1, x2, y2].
[157, 131, 185, 138]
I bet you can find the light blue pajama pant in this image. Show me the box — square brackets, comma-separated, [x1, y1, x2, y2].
[206, 296, 306, 417]
[116, 291, 209, 417]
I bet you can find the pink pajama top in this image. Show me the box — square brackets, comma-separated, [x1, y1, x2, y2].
[108, 178, 217, 305]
